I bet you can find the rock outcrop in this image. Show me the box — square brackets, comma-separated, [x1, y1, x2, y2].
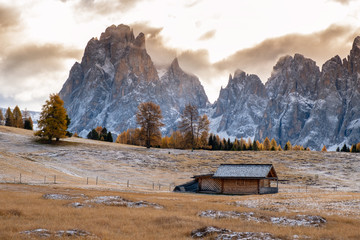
[60, 24, 208, 136]
[211, 70, 267, 139]
[59, 24, 360, 149]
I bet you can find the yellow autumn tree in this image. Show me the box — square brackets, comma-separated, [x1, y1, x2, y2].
[321, 145, 327, 152]
[263, 137, 271, 151]
[35, 94, 68, 142]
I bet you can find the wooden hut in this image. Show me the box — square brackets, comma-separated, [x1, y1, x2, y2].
[194, 164, 278, 195]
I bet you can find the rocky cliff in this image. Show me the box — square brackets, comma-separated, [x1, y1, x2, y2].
[59, 24, 360, 150]
[59, 24, 208, 136]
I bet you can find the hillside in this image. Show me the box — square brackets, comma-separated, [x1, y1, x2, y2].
[1, 126, 360, 239]
[1, 125, 359, 192]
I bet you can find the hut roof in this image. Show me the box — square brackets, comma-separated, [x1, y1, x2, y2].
[212, 164, 277, 179]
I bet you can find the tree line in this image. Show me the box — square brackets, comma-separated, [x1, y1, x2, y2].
[116, 102, 209, 149]
[0, 106, 33, 130]
[12, 94, 360, 152]
[116, 101, 309, 151]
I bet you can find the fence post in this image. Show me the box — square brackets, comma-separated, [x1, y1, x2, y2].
[169, 184, 171, 191]
[127, 180, 129, 187]
[54, 175, 56, 184]
[20, 173, 22, 184]
[14, 177, 15, 184]
[158, 183, 161, 190]
[96, 176, 98, 185]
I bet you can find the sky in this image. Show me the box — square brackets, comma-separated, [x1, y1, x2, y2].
[1, 0, 360, 111]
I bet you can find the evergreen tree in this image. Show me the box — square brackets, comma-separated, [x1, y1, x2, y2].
[0, 110, 4, 125]
[341, 144, 349, 152]
[136, 102, 164, 148]
[22, 109, 33, 130]
[87, 129, 99, 140]
[208, 133, 214, 149]
[5, 107, 14, 127]
[13, 105, 23, 128]
[107, 131, 113, 142]
[247, 138, 253, 150]
[24, 117, 33, 130]
[65, 115, 72, 137]
[350, 144, 356, 153]
[35, 94, 68, 142]
[253, 139, 258, 151]
[336, 147, 340, 152]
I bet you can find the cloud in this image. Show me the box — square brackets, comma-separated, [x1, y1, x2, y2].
[0, 4, 21, 48]
[184, 0, 202, 8]
[0, 43, 82, 79]
[198, 30, 216, 41]
[0, 4, 20, 29]
[214, 24, 360, 82]
[331, 0, 353, 5]
[130, 22, 178, 67]
[74, 0, 143, 15]
[0, 43, 82, 109]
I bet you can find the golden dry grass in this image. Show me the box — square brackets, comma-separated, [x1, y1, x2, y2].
[0, 184, 360, 240]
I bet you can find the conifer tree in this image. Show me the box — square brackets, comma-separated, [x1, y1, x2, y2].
[253, 139, 259, 151]
[22, 109, 33, 130]
[263, 137, 271, 151]
[321, 145, 327, 152]
[12, 105, 23, 128]
[35, 94, 68, 142]
[270, 138, 277, 151]
[284, 141, 292, 151]
[24, 116, 33, 130]
[106, 131, 113, 142]
[350, 144, 356, 153]
[5, 107, 14, 127]
[136, 102, 164, 148]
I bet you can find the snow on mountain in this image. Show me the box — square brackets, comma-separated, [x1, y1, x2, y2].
[59, 24, 360, 150]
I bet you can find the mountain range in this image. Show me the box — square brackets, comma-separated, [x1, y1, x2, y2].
[59, 24, 360, 150]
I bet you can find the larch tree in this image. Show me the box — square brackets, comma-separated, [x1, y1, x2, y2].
[5, 107, 14, 127]
[136, 102, 164, 148]
[270, 138, 277, 151]
[13, 105, 23, 128]
[263, 137, 271, 151]
[321, 145, 327, 152]
[35, 94, 68, 142]
[178, 104, 210, 149]
[284, 141, 292, 151]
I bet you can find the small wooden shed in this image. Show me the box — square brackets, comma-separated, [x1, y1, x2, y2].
[194, 164, 278, 195]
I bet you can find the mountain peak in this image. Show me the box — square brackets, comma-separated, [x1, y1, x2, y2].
[352, 36, 360, 50]
[233, 69, 245, 79]
[170, 58, 180, 69]
[100, 24, 134, 42]
[134, 32, 145, 49]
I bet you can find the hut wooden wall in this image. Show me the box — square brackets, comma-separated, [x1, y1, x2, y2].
[199, 177, 222, 193]
[222, 179, 259, 194]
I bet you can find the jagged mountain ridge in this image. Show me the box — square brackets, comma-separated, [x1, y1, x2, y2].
[59, 24, 208, 137]
[59, 24, 360, 150]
